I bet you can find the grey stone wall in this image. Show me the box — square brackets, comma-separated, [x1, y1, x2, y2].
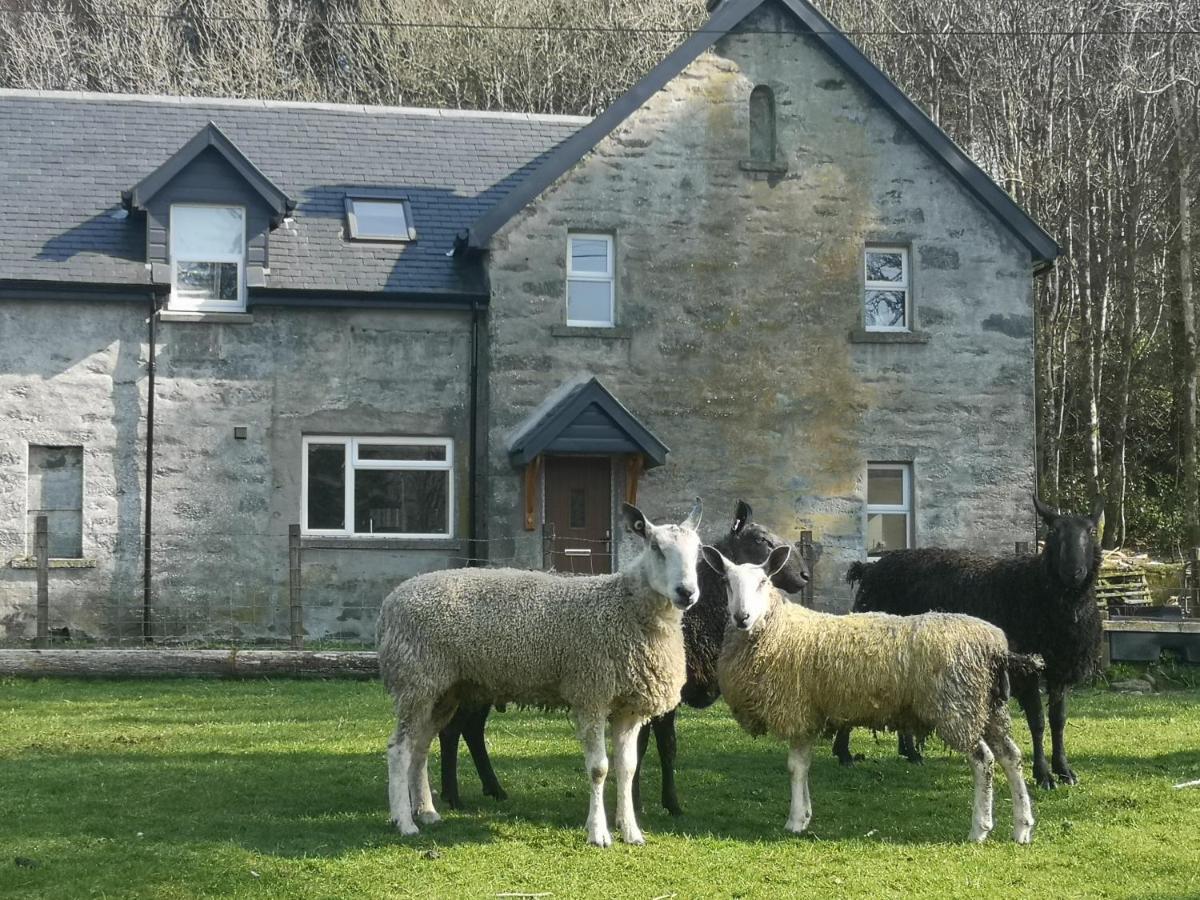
[0, 300, 472, 642]
[485, 13, 1038, 609]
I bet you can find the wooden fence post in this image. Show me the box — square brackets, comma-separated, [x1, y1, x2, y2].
[35, 515, 48, 649]
[289, 524, 303, 650]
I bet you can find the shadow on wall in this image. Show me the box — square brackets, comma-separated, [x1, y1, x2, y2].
[36, 206, 143, 264]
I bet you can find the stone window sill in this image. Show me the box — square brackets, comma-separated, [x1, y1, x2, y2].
[159, 311, 255, 324]
[301, 537, 464, 552]
[738, 160, 788, 175]
[551, 325, 632, 340]
[849, 329, 930, 344]
[9, 557, 97, 569]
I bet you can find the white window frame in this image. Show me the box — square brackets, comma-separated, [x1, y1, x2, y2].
[865, 462, 912, 557]
[344, 196, 417, 242]
[864, 245, 910, 333]
[566, 233, 615, 328]
[301, 436, 454, 539]
[169, 203, 247, 311]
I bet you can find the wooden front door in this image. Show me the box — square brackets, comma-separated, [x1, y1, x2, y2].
[544, 456, 613, 574]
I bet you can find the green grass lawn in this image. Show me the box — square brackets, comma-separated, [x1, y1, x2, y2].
[1, 680, 1197, 899]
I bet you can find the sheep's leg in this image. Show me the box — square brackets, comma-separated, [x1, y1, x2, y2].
[633, 720, 651, 813]
[785, 742, 813, 835]
[653, 708, 682, 816]
[967, 740, 995, 843]
[987, 732, 1035, 844]
[898, 731, 924, 764]
[831, 727, 855, 766]
[408, 720, 440, 826]
[1013, 675, 1053, 789]
[612, 713, 646, 845]
[438, 721, 462, 810]
[1047, 683, 1078, 785]
[387, 722, 420, 836]
[463, 704, 507, 800]
[577, 714, 612, 847]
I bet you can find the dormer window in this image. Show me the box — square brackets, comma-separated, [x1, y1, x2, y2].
[345, 196, 416, 242]
[170, 204, 246, 310]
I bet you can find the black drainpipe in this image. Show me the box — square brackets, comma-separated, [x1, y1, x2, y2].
[143, 292, 162, 642]
[466, 299, 482, 567]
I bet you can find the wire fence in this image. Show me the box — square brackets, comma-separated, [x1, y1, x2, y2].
[2, 517, 709, 650]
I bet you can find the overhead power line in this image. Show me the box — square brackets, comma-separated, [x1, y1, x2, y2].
[0, 6, 1197, 36]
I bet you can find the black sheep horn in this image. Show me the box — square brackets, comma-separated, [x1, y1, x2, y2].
[1032, 494, 1059, 525]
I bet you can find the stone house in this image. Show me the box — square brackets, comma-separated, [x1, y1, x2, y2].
[0, 0, 1057, 643]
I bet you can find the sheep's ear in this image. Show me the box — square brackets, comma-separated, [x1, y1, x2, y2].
[1089, 498, 1105, 528]
[764, 544, 792, 578]
[622, 502, 650, 539]
[700, 545, 727, 574]
[682, 497, 703, 531]
[1032, 494, 1059, 527]
[731, 499, 752, 534]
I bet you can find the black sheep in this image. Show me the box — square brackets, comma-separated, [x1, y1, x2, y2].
[438, 500, 811, 814]
[831, 495, 1103, 789]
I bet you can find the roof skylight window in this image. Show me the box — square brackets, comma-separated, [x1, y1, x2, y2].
[345, 196, 416, 242]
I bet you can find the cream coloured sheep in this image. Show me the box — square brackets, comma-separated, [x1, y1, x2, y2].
[377, 500, 703, 846]
[708, 545, 1038, 844]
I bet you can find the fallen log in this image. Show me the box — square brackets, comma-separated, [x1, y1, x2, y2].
[0, 649, 379, 679]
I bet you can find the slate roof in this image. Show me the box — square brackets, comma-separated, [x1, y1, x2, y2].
[467, 0, 1060, 271]
[0, 90, 587, 297]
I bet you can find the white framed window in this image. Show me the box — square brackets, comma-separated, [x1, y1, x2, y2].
[866, 463, 912, 556]
[344, 197, 416, 242]
[302, 437, 453, 539]
[27, 445, 84, 559]
[864, 246, 909, 331]
[566, 233, 615, 327]
[170, 204, 246, 310]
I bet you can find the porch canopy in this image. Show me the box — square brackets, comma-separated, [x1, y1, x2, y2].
[507, 375, 669, 529]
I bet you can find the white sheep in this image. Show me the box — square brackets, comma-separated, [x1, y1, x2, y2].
[377, 500, 703, 846]
[707, 545, 1038, 844]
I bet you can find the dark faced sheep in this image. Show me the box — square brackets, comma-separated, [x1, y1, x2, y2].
[832, 495, 1103, 789]
[438, 500, 811, 815]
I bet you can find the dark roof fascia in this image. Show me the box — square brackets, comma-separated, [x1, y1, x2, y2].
[775, 0, 1059, 266]
[0, 278, 165, 303]
[509, 377, 670, 468]
[465, 0, 1059, 267]
[464, 0, 756, 251]
[248, 287, 487, 311]
[122, 121, 296, 227]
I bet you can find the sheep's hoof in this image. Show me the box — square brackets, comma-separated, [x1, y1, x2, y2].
[621, 827, 646, 846]
[485, 786, 509, 801]
[1013, 825, 1034, 845]
[587, 828, 613, 848]
[416, 809, 441, 826]
[391, 818, 420, 837]
[665, 803, 684, 817]
[1035, 774, 1057, 790]
[967, 826, 992, 843]
[785, 819, 811, 836]
[1054, 768, 1078, 785]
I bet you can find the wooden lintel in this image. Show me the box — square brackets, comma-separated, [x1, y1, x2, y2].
[524, 455, 542, 531]
[625, 454, 644, 506]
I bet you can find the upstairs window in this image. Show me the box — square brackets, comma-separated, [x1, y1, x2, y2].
[566, 234, 615, 327]
[866, 463, 912, 556]
[302, 436, 453, 539]
[170, 204, 245, 310]
[345, 197, 416, 241]
[749, 85, 776, 164]
[864, 246, 909, 331]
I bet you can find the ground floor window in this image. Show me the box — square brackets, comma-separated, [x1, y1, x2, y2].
[27, 445, 84, 558]
[302, 437, 453, 538]
[866, 462, 912, 555]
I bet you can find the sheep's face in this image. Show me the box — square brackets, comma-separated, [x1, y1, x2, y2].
[1035, 495, 1102, 589]
[701, 544, 793, 632]
[726, 499, 811, 593]
[623, 499, 703, 610]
